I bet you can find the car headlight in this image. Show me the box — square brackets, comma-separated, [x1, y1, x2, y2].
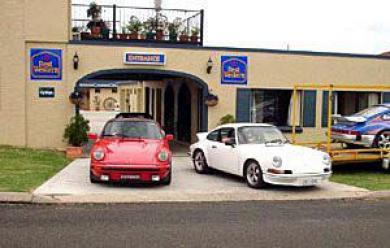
[323, 154, 331, 166]
[272, 156, 283, 168]
[93, 149, 105, 161]
[158, 150, 169, 162]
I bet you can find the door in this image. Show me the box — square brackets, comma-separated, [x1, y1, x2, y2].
[164, 86, 174, 135]
[213, 128, 239, 174]
[177, 84, 192, 142]
[206, 128, 239, 174]
[205, 129, 220, 168]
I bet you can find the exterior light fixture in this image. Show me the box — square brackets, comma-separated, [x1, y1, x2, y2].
[205, 93, 219, 107]
[207, 57, 213, 74]
[73, 52, 79, 70]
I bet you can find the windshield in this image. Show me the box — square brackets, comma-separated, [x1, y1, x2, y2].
[238, 126, 287, 145]
[102, 121, 163, 139]
[353, 106, 388, 118]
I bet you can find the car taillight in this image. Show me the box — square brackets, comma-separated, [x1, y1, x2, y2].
[347, 130, 360, 136]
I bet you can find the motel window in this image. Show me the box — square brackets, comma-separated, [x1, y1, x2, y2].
[112, 88, 118, 94]
[95, 88, 101, 94]
[250, 90, 293, 127]
[322, 91, 381, 127]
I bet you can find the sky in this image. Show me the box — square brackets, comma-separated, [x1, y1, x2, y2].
[73, 0, 390, 55]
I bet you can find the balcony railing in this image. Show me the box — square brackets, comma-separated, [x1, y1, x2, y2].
[71, 4, 204, 46]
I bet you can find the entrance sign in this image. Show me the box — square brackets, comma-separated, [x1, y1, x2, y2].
[221, 56, 248, 85]
[124, 53, 166, 66]
[38, 87, 55, 98]
[30, 49, 62, 80]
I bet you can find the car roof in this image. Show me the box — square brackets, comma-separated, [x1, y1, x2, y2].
[216, 123, 275, 129]
[107, 117, 157, 123]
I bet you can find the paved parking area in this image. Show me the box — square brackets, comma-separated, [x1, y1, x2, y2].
[33, 156, 370, 203]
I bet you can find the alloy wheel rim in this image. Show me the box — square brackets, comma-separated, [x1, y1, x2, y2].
[378, 133, 390, 149]
[247, 163, 260, 185]
[194, 153, 205, 170]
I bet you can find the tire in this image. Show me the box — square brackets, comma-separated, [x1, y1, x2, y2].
[373, 130, 390, 149]
[244, 161, 267, 189]
[161, 169, 172, 185]
[193, 150, 209, 174]
[90, 171, 100, 184]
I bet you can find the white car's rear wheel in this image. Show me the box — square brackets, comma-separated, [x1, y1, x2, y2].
[193, 151, 209, 174]
[245, 161, 267, 189]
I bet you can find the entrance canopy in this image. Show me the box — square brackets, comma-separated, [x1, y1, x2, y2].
[75, 68, 209, 132]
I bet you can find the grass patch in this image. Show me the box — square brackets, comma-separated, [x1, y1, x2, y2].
[0, 146, 70, 192]
[331, 163, 390, 191]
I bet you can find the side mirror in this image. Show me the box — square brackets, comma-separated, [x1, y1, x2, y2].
[88, 132, 98, 140]
[165, 134, 174, 141]
[223, 137, 236, 147]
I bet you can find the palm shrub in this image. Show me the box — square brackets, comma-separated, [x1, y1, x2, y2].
[219, 114, 236, 125]
[64, 115, 90, 147]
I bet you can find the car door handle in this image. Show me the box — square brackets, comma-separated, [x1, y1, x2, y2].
[211, 145, 217, 149]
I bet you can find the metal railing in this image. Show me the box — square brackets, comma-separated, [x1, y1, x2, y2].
[71, 4, 204, 46]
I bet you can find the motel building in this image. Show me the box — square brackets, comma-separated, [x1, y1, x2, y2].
[2, 0, 390, 149]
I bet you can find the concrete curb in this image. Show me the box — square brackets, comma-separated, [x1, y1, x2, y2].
[0, 192, 33, 204]
[366, 190, 390, 200]
[1, 190, 389, 205]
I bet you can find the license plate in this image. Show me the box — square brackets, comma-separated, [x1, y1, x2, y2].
[303, 178, 319, 186]
[121, 175, 140, 180]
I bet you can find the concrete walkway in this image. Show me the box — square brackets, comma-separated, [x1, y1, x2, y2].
[31, 157, 373, 204]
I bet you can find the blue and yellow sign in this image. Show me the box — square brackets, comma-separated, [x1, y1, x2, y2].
[221, 56, 248, 85]
[124, 53, 166, 66]
[30, 49, 62, 81]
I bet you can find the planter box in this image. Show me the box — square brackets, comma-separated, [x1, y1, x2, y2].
[66, 147, 84, 159]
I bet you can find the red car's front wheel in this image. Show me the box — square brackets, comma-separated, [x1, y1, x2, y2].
[161, 169, 172, 185]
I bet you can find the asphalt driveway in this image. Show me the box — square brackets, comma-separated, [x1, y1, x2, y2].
[33, 156, 369, 203]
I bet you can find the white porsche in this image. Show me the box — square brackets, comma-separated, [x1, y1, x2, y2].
[189, 123, 332, 188]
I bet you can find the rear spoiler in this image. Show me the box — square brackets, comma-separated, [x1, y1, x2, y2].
[115, 113, 153, 119]
[332, 115, 366, 123]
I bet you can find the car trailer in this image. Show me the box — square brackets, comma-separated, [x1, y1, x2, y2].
[291, 83, 390, 169]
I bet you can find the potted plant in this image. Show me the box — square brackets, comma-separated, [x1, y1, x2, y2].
[63, 115, 90, 159]
[168, 17, 181, 42]
[155, 14, 168, 40]
[127, 16, 143, 40]
[119, 27, 128, 40]
[190, 27, 200, 43]
[72, 26, 81, 40]
[80, 26, 90, 40]
[86, 2, 106, 38]
[179, 28, 189, 42]
[144, 18, 156, 40]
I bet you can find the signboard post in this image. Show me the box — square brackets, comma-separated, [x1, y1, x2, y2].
[221, 56, 248, 85]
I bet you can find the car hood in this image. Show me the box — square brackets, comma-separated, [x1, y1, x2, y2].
[240, 144, 327, 173]
[93, 138, 164, 165]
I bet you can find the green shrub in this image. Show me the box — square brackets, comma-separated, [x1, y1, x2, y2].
[63, 115, 90, 147]
[219, 114, 236, 125]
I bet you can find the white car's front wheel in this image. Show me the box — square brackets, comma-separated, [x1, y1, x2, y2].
[193, 150, 209, 174]
[245, 161, 267, 189]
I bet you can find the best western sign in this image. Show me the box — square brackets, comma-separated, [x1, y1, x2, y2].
[124, 53, 166, 66]
[30, 48, 62, 81]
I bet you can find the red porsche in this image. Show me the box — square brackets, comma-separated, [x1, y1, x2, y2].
[89, 114, 173, 185]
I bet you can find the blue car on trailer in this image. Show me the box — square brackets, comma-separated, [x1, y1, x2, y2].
[331, 104, 390, 148]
